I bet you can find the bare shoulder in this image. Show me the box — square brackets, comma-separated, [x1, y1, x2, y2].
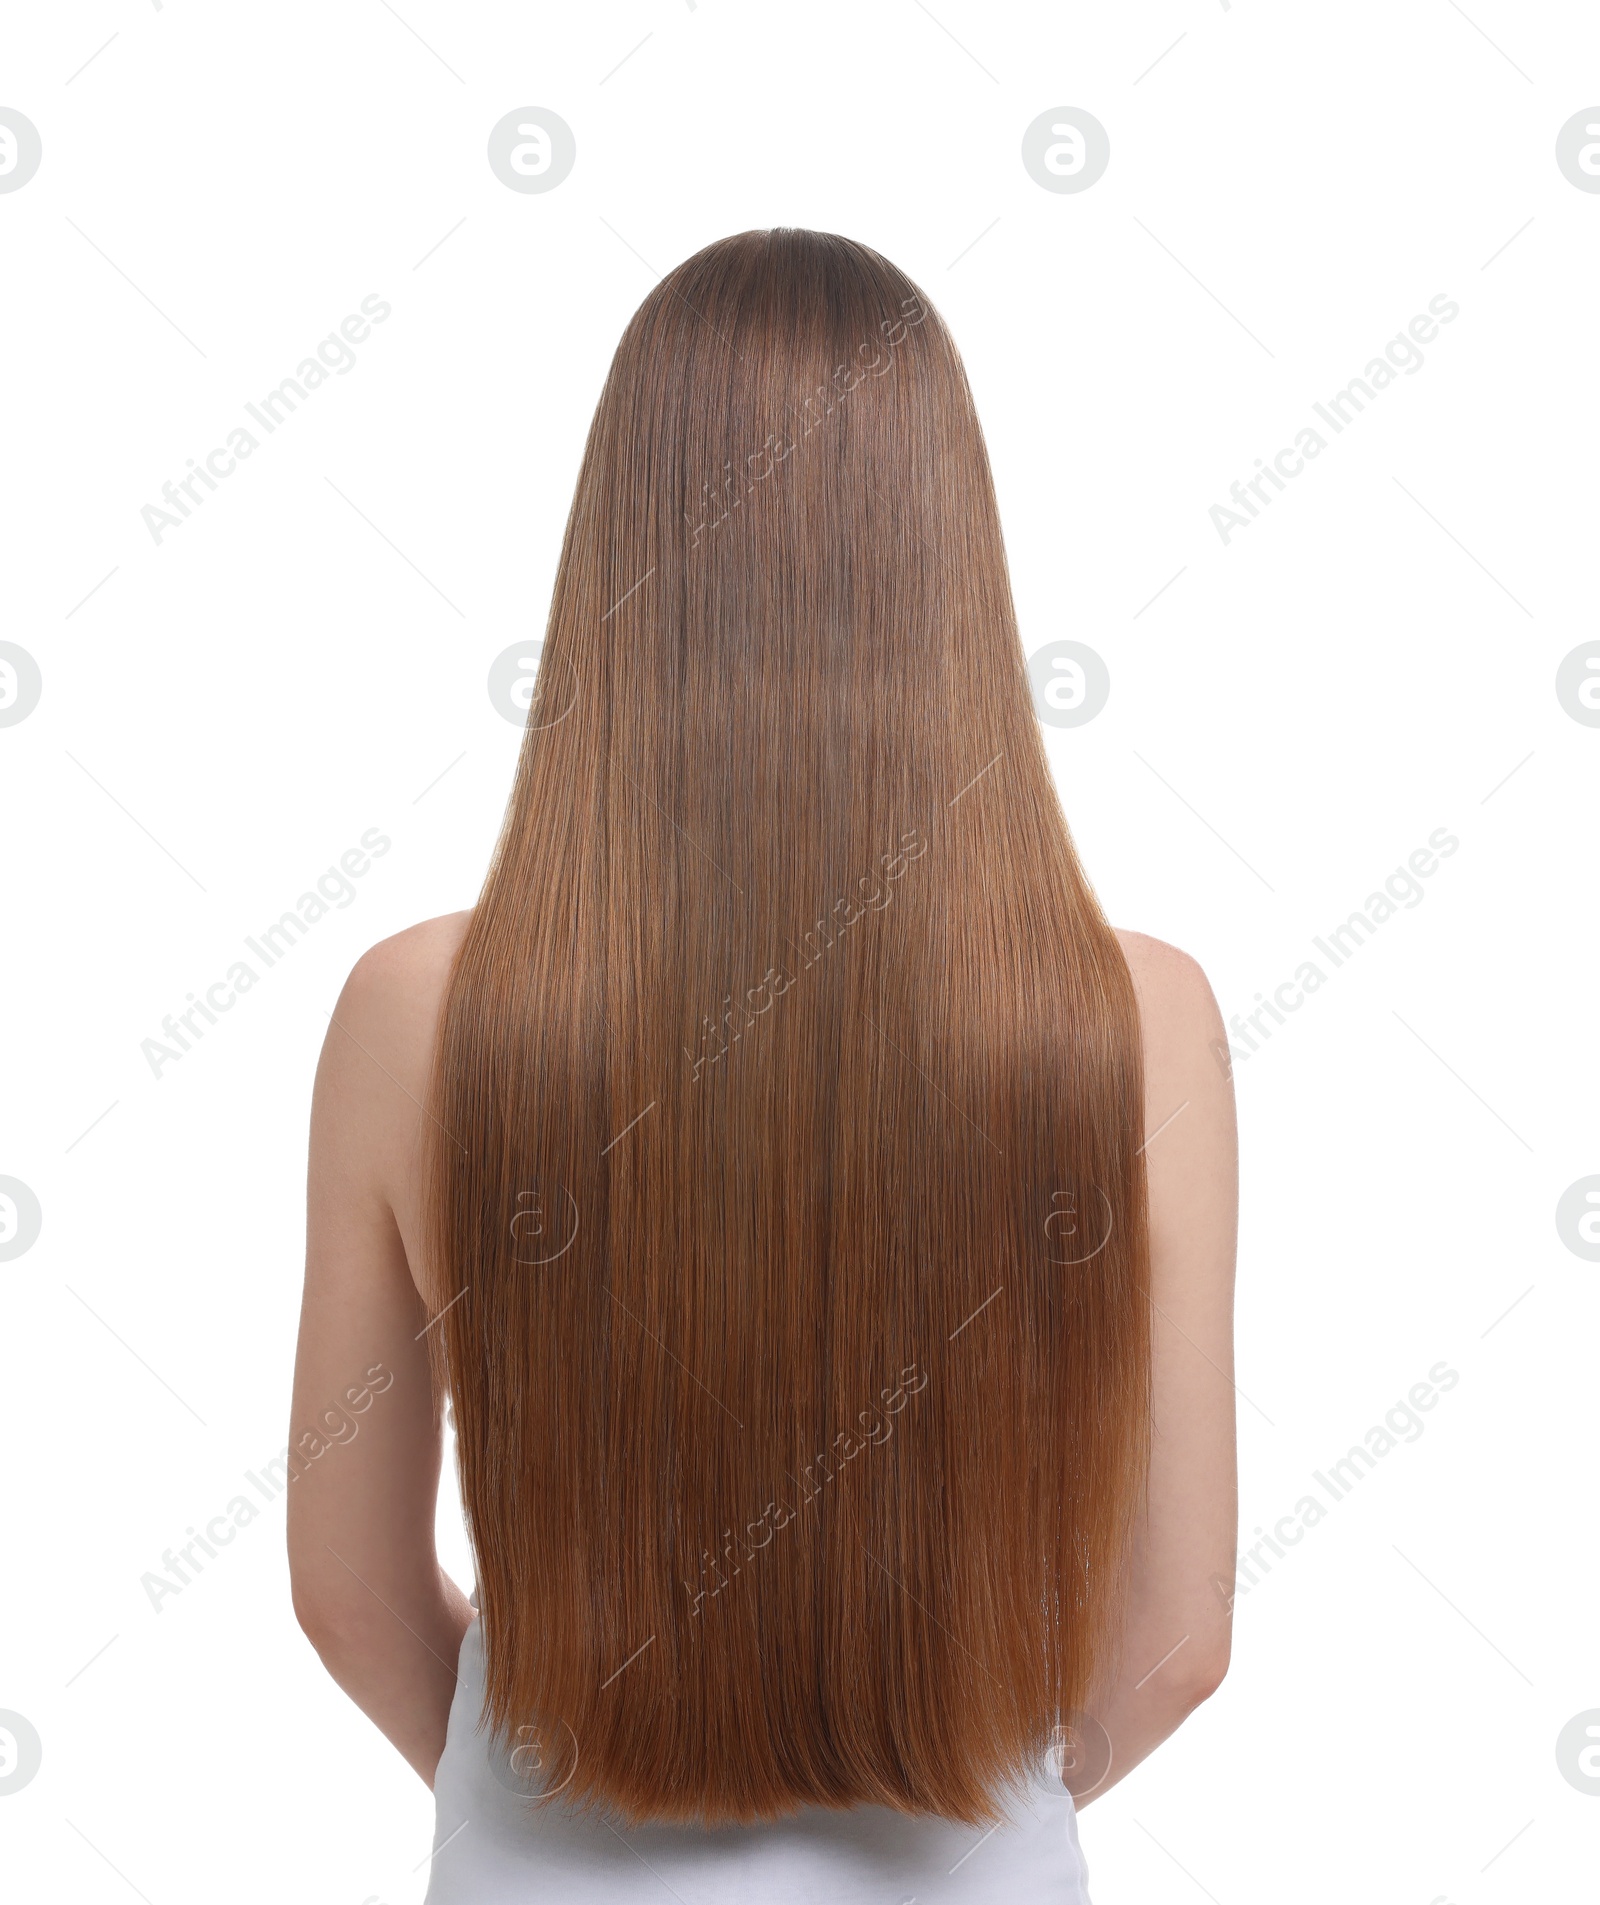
[1113, 928, 1226, 1075]
[1113, 927, 1234, 1172]
[339, 911, 473, 1034]
[1112, 925, 1229, 1097]
[312, 912, 473, 1218]
[1113, 928, 1237, 1261]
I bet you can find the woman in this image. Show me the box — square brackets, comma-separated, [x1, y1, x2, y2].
[287, 228, 1238, 1902]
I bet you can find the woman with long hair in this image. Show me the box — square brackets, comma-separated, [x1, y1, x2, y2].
[287, 228, 1238, 1902]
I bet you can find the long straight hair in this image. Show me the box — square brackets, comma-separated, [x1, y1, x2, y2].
[425, 228, 1150, 1828]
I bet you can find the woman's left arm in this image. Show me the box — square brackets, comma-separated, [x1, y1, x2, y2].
[286, 940, 473, 1786]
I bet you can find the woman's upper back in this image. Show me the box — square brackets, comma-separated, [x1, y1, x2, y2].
[330, 909, 1224, 1340]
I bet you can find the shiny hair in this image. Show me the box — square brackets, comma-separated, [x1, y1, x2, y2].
[425, 227, 1150, 1827]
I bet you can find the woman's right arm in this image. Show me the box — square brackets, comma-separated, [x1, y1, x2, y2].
[1074, 930, 1239, 1805]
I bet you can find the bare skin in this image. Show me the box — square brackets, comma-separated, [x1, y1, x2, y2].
[1079, 929, 1239, 1803]
[286, 911, 474, 1785]
[287, 914, 1237, 1799]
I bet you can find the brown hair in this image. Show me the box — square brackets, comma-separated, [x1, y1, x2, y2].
[425, 228, 1150, 1827]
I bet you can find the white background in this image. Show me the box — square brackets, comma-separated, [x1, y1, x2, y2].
[3, 3, 1596, 1901]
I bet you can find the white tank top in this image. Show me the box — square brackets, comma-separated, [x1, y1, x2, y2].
[422, 1611, 1093, 1904]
